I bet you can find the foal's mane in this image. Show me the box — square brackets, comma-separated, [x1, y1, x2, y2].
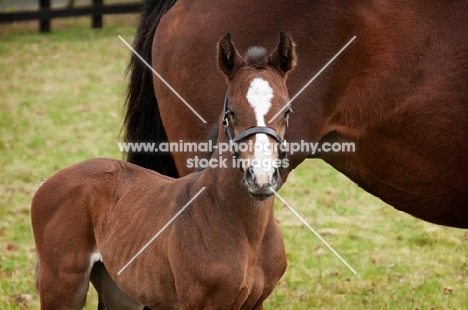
[246, 46, 268, 68]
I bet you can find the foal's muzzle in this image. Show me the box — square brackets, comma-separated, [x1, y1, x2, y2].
[244, 166, 280, 199]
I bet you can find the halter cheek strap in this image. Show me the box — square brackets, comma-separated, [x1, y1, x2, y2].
[222, 91, 288, 160]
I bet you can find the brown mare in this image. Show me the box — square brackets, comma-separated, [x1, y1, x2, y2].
[32, 33, 296, 309]
[124, 0, 468, 227]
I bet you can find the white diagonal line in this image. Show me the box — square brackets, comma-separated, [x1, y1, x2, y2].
[268, 36, 356, 123]
[271, 188, 357, 275]
[117, 187, 206, 275]
[118, 35, 207, 123]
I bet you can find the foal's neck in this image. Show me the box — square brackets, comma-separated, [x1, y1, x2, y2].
[196, 146, 275, 241]
[201, 149, 273, 207]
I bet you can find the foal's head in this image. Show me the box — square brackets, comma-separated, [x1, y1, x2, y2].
[217, 32, 297, 199]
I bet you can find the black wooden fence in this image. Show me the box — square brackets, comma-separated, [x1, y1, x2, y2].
[0, 0, 143, 32]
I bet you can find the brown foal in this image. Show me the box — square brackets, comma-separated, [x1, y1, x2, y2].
[31, 32, 296, 309]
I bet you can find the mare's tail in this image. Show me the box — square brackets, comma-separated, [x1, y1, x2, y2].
[123, 0, 179, 177]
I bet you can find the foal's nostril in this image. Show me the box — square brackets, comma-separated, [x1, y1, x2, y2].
[245, 166, 255, 185]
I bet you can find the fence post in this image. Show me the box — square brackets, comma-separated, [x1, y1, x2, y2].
[39, 0, 50, 32]
[92, 0, 103, 28]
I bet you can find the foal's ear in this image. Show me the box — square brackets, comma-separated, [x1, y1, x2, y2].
[218, 33, 243, 79]
[268, 31, 297, 76]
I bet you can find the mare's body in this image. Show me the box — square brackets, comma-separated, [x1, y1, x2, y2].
[125, 0, 468, 227]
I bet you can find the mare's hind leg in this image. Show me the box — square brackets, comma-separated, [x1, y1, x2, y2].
[90, 262, 143, 310]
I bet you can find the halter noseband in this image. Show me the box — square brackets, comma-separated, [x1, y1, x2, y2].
[222, 91, 288, 161]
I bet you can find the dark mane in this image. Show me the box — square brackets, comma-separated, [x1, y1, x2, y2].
[122, 0, 179, 177]
[246, 46, 267, 67]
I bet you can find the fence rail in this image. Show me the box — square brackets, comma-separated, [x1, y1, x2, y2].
[0, 0, 143, 32]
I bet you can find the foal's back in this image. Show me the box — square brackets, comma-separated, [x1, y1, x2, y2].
[32, 158, 175, 226]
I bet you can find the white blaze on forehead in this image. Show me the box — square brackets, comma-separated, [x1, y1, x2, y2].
[246, 78, 273, 126]
[246, 78, 275, 181]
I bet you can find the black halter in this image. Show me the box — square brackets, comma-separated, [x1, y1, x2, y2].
[222, 91, 288, 160]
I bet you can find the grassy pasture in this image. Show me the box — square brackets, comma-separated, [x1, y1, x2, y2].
[1, 15, 468, 310]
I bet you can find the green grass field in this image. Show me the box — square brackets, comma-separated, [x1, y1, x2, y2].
[1, 15, 468, 310]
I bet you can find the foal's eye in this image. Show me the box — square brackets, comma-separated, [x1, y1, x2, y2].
[228, 110, 236, 120]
